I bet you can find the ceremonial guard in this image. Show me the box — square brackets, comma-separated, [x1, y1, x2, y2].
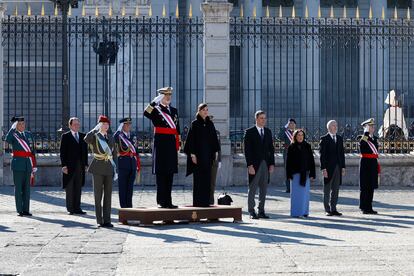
[359, 118, 380, 215]
[144, 87, 180, 208]
[5, 116, 37, 216]
[84, 115, 118, 227]
[114, 117, 141, 208]
[278, 118, 296, 193]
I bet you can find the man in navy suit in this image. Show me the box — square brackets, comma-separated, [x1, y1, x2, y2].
[243, 110, 275, 219]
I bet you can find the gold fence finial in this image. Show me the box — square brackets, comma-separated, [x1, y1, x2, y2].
[41, 3, 45, 16]
[82, 2, 86, 17]
[122, 5, 127, 17]
[175, 3, 179, 18]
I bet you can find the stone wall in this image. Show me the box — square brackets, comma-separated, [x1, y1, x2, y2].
[3, 153, 414, 187]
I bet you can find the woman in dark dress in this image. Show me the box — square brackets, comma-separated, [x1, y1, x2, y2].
[184, 103, 220, 207]
[286, 129, 316, 217]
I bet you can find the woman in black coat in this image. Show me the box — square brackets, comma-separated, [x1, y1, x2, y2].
[286, 129, 316, 217]
[184, 103, 220, 207]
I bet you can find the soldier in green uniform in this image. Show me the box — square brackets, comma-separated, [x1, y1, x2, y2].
[5, 116, 37, 216]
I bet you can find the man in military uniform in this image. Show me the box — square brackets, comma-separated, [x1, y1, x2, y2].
[278, 118, 296, 193]
[359, 118, 380, 215]
[144, 87, 180, 208]
[114, 117, 140, 208]
[5, 116, 37, 216]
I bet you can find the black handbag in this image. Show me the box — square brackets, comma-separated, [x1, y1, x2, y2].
[217, 193, 233, 205]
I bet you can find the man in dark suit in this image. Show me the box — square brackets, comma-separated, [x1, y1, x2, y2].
[243, 110, 275, 219]
[144, 87, 180, 208]
[60, 117, 88, 215]
[319, 120, 346, 216]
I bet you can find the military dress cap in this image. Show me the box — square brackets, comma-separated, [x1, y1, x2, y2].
[287, 118, 297, 124]
[157, 86, 173, 95]
[10, 116, 24, 122]
[361, 118, 375, 126]
[119, 117, 132, 124]
[98, 115, 110, 124]
[285, 118, 297, 128]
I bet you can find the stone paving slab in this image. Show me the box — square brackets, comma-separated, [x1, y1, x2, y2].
[0, 185, 413, 275]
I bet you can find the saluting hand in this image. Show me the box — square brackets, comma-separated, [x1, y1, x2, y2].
[152, 94, 164, 104]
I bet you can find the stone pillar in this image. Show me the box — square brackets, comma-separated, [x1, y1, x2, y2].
[0, 2, 6, 185]
[201, 1, 233, 187]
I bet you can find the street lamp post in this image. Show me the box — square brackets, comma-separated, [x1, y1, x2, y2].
[51, 0, 80, 131]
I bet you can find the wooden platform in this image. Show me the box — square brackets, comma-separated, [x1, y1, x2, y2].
[118, 205, 243, 226]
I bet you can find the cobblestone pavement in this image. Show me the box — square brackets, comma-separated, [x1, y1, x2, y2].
[0, 185, 413, 276]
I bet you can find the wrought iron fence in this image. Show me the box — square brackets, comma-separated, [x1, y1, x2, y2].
[2, 15, 203, 153]
[3, 14, 414, 154]
[229, 17, 414, 153]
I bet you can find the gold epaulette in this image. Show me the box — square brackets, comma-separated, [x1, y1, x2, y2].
[145, 104, 154, 114]
[118, 139, 130, 153]
[361, 135, 368, 142]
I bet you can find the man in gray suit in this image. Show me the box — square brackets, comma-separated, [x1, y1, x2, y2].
[84, 115, 118, 228]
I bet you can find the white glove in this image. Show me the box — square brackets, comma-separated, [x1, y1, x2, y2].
[152, 94, 164, 104]
[11, 121, 17, 130]
[32, 168, 38, 173]
[218, 162, 222, 169]
[93, 122, 102, 131]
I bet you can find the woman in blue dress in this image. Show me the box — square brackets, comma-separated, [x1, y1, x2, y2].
[286, 129, 316, 217]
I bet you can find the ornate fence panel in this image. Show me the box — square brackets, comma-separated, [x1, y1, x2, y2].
[2, 15, 203, 153]
[229, 17, 414, 153]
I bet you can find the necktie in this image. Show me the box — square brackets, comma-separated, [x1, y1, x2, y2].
[260, 128, 264, 141]
[75, 132, 79, 143]
[333, 135, 336, 143]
